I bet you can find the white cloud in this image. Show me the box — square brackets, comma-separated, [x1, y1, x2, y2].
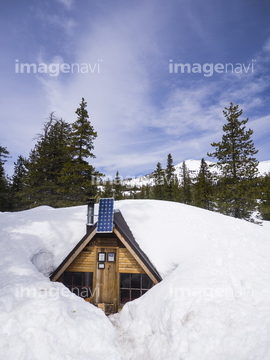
[151, 85, 224, 136]
[36, 12, 270, 176]
[3, 1, 270, 178]
[35, 5, 162, 176]
[263, 38, 270, 52]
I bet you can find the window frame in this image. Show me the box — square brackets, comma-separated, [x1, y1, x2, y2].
[98, 252, 106, 262]
[63, 271, 93, 298]
[119, 273, 153, 304]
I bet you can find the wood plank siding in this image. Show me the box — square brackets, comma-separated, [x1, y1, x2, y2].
[64, 247, 145, 274]
[65, 247, 95, 272]
[119, 248, 145, 274]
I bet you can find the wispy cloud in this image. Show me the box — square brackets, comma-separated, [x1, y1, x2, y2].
[263, 37, 270, 52]
[56, 0, 73, 10]
[2, 0, 270, 177]
[34, 4, 160, 175]
[48, 15, 75, 34]
[33, 5, 76, 37]
[35, 4, 270, 176]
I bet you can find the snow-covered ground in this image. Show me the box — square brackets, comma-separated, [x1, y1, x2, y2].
[0, 206, 120, 360]
[1, 200, 270, 359]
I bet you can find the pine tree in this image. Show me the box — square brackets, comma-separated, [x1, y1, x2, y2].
[194, 158, 213, 210]
[145, 184, 151, 199]
[11, 155, 28, 210]
[23, 113, 72, 207]
[114, 171, 123, 200]
[153, 162, 165, 200]
[259, 173, 270, 220]
[164, 154, 177, 201]
[58, 162, 100, 205]
[102, 179, 114, 198]
[71, 97, 97, 163]
[139, 184, 151, 199]
[180, 161, 192, 204]
[10, 100, 101, 209]
[207, 102, 259, 221]
[0, 145, 10, 211]
[58, 98, 102, 205]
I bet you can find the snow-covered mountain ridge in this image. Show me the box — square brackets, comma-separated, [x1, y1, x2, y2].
[123, 159, 270, 188]
[1, 200, 270, 359]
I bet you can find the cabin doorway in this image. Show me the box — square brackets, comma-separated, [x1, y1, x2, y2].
[94, 247, 119, 313]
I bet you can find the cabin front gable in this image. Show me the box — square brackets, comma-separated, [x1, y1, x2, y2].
[50, 209, 161, 314]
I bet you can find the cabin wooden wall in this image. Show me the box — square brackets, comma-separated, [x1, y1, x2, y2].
[119, 248, 145, 274]
[64, 238, 146, 275]
[65, 246, 95, 272]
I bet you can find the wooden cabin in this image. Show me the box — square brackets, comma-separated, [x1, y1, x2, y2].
[50, 201, 162, 315]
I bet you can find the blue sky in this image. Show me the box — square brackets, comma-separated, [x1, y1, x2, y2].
[1, 0, 270, 179]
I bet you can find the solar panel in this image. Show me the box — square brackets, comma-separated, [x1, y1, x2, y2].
[97, 198, 114, 233]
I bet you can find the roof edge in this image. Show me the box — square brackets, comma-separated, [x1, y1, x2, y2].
[49, 224, 97, 281]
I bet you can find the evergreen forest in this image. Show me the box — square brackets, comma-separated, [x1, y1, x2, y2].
[1, 101, 270, 223]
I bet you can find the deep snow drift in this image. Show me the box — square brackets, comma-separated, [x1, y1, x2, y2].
[1, 200, 270, 360]
[0, 206, 121, 360]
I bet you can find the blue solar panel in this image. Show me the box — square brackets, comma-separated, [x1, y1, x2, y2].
[97, 198, 114, 233]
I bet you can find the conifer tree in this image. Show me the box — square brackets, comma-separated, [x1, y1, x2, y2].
[24, 113, 72, 207]
[58, 98, 101, 205]
[164, 154, 177, 201]
[102, 179, 114, 198]
[0, 145, 10, 211]
[114, 171, 123, 200]
[71, 97, 97, 163]
[194, 158, 213, 210]
[145, 184, 151, 199]
[207, 102, 259, 221]
[259, 173, 270, 220]
[11, 155, 28, 210]
[11, 100, 101, 209]
[180, 161, 192, 204]
[153, 162, 165, 200]
[140, 184, 151, 199]
[0, 146, 9, 164]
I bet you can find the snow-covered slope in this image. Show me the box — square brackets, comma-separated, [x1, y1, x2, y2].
[1, 201, 270, 359]
[0, 206, 121, 360]
[113, 201, 270, 359]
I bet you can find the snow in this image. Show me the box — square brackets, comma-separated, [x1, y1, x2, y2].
[113, 201, 270, 359]
[0, 206, 120, 360]
[258, 160, 270, 176]
[1, 200, 270, 359]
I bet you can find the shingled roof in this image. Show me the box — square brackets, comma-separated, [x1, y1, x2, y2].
[113, 210, 162, 282]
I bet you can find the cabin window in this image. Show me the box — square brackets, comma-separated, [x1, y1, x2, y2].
[119, 273, 153, 304]
[63, 271, 93, 298]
